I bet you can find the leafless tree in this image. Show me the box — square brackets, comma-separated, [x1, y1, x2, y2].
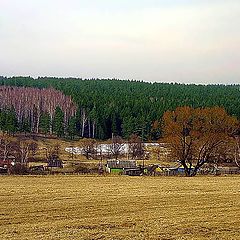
[0, 135, 13, 162]
[0, 86, 77, 134]
[80, 138, 97, 160]
[17, 141, 32, 164]
[45, 144, 61, 161]
[128, 134, 144, 159]
[110, 135, 124, 160]
[234, 135, 240, 168]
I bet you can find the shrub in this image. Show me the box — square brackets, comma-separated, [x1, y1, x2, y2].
[9, 164, 29, 175]
[74, 163, 99, 174]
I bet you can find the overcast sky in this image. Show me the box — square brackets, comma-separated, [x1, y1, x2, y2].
[1, 0, 240, 84]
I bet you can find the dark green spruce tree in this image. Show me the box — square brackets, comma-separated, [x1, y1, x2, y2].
[53, 107, 64, 137]
[40, 113, 51, 134]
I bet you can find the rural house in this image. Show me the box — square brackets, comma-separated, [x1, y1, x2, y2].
[105, 160, 137, 174]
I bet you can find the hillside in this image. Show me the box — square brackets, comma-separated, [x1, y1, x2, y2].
[0, 76, 240, 139]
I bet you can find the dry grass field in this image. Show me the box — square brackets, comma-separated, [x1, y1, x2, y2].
[0, 175, 240, 240]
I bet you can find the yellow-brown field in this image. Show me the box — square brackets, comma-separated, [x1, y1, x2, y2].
[0, 175, 239, 240]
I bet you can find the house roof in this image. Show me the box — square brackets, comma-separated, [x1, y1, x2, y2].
[106, 160, 136, 169]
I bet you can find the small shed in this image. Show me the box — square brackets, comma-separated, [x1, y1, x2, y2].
[29, 165, 45, 172]
[47, 159, 63, 168]
[216, 166, 240, 175]
[123, 168, 142, 176]
[0, 167, 8, 174]
[146, 165, 163, 176]
[164, 163, 195, 175]
[106, 160, 136, 174]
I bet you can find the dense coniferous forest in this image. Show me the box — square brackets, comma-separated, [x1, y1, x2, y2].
[0, 76, 239, 140]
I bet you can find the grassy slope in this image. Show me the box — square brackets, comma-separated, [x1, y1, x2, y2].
[13, 135, 166, 170]
[0, 175, 239, 239]
[13, 136, 99, 171]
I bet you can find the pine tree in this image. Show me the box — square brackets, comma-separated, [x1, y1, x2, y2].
[40, 113, 51, 134]
[68, 116, 77, 139]
[53, 107, 64, 137]
[5, 109, 17, 134]
[0, 110, 6, 132]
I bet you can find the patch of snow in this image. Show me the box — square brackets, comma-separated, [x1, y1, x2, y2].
[65, 143, 161, 155]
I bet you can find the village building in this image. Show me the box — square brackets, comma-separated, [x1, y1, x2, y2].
[105, 160, 137, 174]
[0, 156, 15, 174]
[47, 159, 63, 168]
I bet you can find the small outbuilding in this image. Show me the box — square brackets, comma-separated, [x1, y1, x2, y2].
[123, 168, 143, 176]
[47, 159, 63, 168]
[0, 167, 8, 174]
[29, 165, 45, 173]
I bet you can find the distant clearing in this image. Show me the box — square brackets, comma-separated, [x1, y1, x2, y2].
[0, 176, 239, 239]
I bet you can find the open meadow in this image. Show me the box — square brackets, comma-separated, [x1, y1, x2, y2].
[0, 175, 240, 240]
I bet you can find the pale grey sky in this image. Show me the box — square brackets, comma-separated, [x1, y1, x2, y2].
[1, 0, 240, 84]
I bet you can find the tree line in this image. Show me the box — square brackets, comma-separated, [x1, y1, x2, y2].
[0, 76, 240, 140]
[1, 105, 240, 177]
[0, 86, 76, 136]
